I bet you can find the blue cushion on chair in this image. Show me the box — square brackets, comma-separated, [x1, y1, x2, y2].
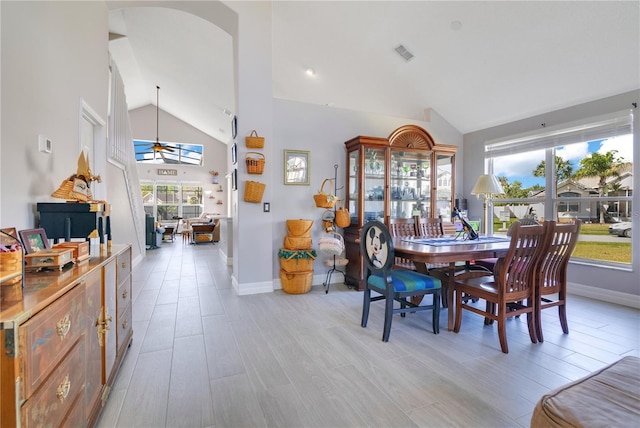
[369, 271, 441, 292]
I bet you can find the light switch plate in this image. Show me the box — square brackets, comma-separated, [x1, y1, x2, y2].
[263, 202, 270, 212]
[38, 135, 52, 153]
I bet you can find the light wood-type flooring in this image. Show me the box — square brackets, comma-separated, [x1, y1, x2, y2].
[97, 241, 639, 428]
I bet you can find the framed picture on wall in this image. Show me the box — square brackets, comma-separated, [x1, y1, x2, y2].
[231, 142, 237, 165]
[284, 149, 310, 185]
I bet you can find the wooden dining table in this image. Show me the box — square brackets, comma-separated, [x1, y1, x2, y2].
[393, 236, 511, 331]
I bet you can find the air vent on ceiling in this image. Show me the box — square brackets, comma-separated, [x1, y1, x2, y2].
[394, 44, 414, 62]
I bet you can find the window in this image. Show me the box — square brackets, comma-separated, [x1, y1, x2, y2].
[483, 110, 633, 266]
[133, 140, 203, 166]
[141, 182, 203, 221]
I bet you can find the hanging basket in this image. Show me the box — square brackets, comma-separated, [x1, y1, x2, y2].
[245, 152, 266, 174]
[243, 180, 266, 203]
[318, 232, 344, 256]
[334, 200, 351, 228]
[313, 179, 337, 208]
[245, 130, 265, 148]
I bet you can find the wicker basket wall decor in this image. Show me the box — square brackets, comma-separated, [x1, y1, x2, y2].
[243, 180, 266, 203]
[245, 130, 265, 148]
[245, 152, 265, 174]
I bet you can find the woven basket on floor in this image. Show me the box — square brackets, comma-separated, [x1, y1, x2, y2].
[278, 248, 317, 272]
[286, 219, 313, 237]
[280, 269, 313, 294]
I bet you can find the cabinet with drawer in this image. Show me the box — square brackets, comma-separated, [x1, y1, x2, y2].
[0, 244, 132, 428]
[116, 249, 132, 358]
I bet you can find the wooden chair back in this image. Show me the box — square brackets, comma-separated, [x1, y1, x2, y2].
[534, 219, 581, 340]
[388, 217, 417, 237]
[387, 217, 417, 270]
[417, 216, 444, 237]
[494, 221, 550, 301]
[537, 220, 581, 295]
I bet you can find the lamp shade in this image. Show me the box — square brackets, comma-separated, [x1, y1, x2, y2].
[471, 174, 504, 197]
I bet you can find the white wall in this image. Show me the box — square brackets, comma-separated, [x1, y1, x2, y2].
[0, 0, 109, 230]
[463, 90, 640, 302]
[129, 105, 228, 216]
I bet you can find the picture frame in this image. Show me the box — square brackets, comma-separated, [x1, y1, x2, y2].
[231, 142, 237, 165]
[232, 168, 238, 190]
[231, 115, 238, 139]
[284, 149, 310, 185]
[18, 228, 51, 254]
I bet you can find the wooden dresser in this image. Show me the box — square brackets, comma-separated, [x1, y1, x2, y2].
[0, 244, 132, 427]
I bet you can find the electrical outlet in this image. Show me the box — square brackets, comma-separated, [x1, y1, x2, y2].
[38, 135, 52, 153]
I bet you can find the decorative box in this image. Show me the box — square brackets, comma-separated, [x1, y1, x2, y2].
[24, 248, 74, 271]
[54, 241, 90, 263]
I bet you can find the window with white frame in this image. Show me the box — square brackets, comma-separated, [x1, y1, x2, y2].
[483, 110, 633, 265]
[141, 181, 203, 221]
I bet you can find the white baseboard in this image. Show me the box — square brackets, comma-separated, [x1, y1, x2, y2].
[273, 272, 343, 291]
[568, 282, 640, 309]
[234, 277, 273, 295]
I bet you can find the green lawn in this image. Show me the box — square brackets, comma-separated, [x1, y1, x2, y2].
[573, 241, 631, 263]
[493, 220, 630, 263]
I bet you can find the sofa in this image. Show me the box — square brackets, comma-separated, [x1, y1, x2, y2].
[531, 356, 640, 427]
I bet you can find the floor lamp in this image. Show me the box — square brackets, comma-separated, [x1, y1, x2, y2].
[471, 174, 504, 235]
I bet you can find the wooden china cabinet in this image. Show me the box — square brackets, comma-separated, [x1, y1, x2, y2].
[343, 125, 457, 290]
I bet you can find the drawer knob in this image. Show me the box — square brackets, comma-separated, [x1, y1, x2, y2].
[56, 375, 71, 403]
[56, 314, 71, 339]
[121, 261, 127, 269]
[122, 290, 128, 299]
[122, 320, 128, 330]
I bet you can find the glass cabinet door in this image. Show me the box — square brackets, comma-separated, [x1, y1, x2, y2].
[362, 147, 386, 223]
[390, 151, 431, 219]
[435, 153, 454, 219]
[347, 148, 360, 224]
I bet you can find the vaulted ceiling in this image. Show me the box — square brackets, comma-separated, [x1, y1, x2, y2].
[108, 1, 640, 144]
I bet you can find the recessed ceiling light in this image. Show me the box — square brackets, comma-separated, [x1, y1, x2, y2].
[451, 20, 462, 31]
[305, 68, 316, 77]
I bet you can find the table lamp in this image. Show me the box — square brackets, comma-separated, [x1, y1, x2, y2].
[471, 174, 504, 234]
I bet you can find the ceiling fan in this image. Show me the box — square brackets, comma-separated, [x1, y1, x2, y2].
[149, 85, 174, 154]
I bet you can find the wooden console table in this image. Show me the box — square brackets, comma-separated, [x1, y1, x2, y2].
[0, 244, 132, 427]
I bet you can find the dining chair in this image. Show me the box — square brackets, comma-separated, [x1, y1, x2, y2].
[474, 217, 540, 272]
[416, 216, 444, 237]
[360, 221, 441, 341]
[388, 217, 418, 270]
[452, 221, 550, 353]
[419, 215, 489, 307]
[535, 219, 581, 342]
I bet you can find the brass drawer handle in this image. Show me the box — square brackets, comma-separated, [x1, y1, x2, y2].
[122, 290, 128, 299]
[56, 314, 71, 339]
[121, 261, 127, 269]
[56, 375, 71, 403]
[122, 320, 128, 330]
